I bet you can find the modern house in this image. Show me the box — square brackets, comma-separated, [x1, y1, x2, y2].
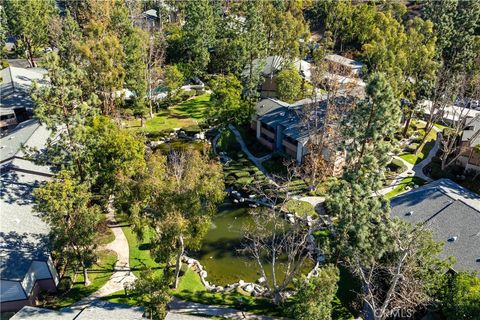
[251, 96, 347, 175]
[456, 117, 480, 173]
[0, 120, 58, 312]
[390, 179, 480, 276]
[0, 66, 47, 133]
[10, 300, 145, 319]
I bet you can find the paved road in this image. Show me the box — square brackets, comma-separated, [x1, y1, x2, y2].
[71, 204, 135, 308]
[169, 297, 286, 320]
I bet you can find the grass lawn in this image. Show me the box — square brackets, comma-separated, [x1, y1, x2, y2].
[385, 177, 427, 199]
[173, 269, 283, 317]
[400, 129, 437, 165]
[116, 214, 163, 278]
[127, 94, 210, 133]
[284, 200, 316, 217]
[47, 249, 117, 309]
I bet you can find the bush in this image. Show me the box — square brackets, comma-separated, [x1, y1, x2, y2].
[236, 177, 254, 185]
[406, 143, 418, 153]
[181, 125, 202, 135]
[387, 158, 407, 173]
[179, 89, 196, 99]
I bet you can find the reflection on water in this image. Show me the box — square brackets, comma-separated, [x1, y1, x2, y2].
[191, 205, 312, 286]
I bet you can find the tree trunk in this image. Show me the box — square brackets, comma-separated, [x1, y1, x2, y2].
[173, 235, 184, 289]
[402, 110, 413, 137]
[140, 117, 145, 128]
[82, 261, 91, 286]
[24, 36, 36, 68]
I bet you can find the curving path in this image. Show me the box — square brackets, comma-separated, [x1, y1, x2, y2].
[228, 124, 278, 187]
[379, 130, 442, 195]
[70, 203, 136, 308]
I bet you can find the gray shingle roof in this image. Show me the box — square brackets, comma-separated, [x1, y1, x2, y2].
[0, 119, 40, 163]
[390, 179, 480, 275]
[11, 301, 145, 319]
[0, 170, 50, 280]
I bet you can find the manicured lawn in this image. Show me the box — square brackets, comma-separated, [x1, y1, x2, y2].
[127, 94, 210, 133]
[385, 177, 427, 199]
[285, 199, 316, 217]
[173, 269, 283, 317]
[400, 129, 437, 165]
[47, 249, 117, 309]
[117, 215, 163, 277]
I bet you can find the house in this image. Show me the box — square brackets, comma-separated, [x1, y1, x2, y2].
[0, 120, 58, 312]
[244, 56, 312, 99]
[0, 66, 47, 133]
[252, 96, 348, 175]
[10, 300, 145, 319]
[390, 179, 480, 276]
[324, 54, 364, 77]
[421, 100, 480, 125]
[456, 117, 480, 173]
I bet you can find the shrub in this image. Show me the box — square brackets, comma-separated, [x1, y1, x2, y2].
[181, 125, 202, 135]
[406, 143, 419, 153]
[236, 177, 254, 185]
[179, 89, 196, 99]
[387, 158, 407, 173]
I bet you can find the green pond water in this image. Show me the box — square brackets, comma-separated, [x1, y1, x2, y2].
[191, 206, 312, 286]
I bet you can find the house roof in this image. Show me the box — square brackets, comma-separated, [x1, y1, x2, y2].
[256, 95, 353, 144]
[0, 66, 47, 113]
[244, 56, 312, 81]
[0, 170, 51, 281]
[325, 54, 363, 70]
[11, 301, 145, 319]
[462, 117, 480, 146]
[0, 119, 40, 163]
[390, 179, 480, 275]
[421, 100, 480, 124]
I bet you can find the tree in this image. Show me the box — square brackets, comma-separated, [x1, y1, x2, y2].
[355, 223, 451, 320]
[242, 208, 312, 305]
[276, 65, 303, 103]
[33, 171, 101, 286]
[401, 17, 438, 136]
[32, 53, 100, 179]
[74, 22, 126, 115]
[182, 0, 216, 77]
[288, 265, 340, 320]
[242, 0, 267, 99]
[3, 0, 57, 67]
[163, 65, 184, 98]
[209, 74, 252, 126]
[133, 150, 224, 288]
[48, 10, 83, 64]
[425, 0, 480, 72]
[343, 73, 401, 172]
[439, 272, 480, 320]
[132, 269, 171, 320]
[110, 3, 149, 119]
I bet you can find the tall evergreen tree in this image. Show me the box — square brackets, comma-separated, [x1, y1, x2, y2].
[4, 0, 57, 67]
[182, 0, 216, 77]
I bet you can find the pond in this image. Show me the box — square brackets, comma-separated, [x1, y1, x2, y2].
[191, 205, 313, 286]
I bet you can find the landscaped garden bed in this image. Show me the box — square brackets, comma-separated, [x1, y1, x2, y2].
[400, 121, 437, 165]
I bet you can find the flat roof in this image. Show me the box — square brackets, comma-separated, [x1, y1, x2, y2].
[390, 179, 480, 275]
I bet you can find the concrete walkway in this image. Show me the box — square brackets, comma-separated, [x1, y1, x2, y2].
[378, 130, 442, 195]
[168, 297, 285, 320]
[228, 124, 278, 186]
[71, 204, 136, 308]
